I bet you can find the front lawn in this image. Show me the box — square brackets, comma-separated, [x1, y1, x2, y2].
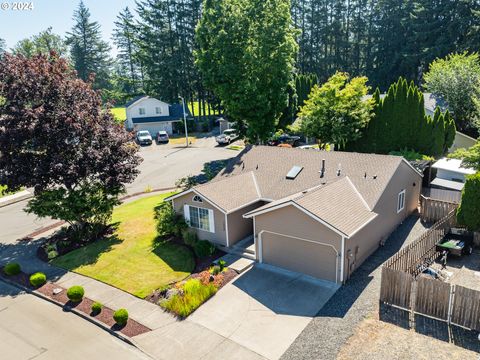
[52, 193, 195, 298]
[111, 107, 126, 123]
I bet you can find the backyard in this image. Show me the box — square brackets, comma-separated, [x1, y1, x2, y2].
[52, 192, 195, 298]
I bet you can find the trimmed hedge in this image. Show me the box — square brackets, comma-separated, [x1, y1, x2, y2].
[194, 240, 216, 258]
[91, 301, 103, 314]
[29, 272, 47, 287]
[113, 308, 129, 326]
[3, 262, 21, 276]
[66, 285, 85, 302]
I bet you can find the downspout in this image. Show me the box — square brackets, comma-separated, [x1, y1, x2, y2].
[341, 236, 346, 283]
[225, 213, 230, 247]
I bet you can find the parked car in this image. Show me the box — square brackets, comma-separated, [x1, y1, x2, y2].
[136, 130, 153, 145]
[267, 134, 301, 147]
[156, 130, 169, 144]
[216, 129, 238, 145]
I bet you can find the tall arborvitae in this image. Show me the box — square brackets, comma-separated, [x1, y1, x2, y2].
[113, 7, 141, 95]
[349, 77, 456, 156]
[67, 1, 112, 89]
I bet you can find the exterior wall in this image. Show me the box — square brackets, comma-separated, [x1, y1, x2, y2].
[227, 201, 265, 245]
[345, 161, 422, 279]
[449, 132, 477, 153]
[126, 98, 170, 129]
[172, 192, 227, 246]
[254, 205, 343, 282]
[436, 168, 467, 183]
[133, 122, 173, 136]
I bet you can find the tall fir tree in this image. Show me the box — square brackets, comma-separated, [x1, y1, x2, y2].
[67, 1, 112, 89]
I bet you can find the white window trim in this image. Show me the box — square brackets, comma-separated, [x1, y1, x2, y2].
[155, 107, 162, 114]
[139, 107, 146, 115]
[184, 204, 215, 233]
[397, 190, 406, 213]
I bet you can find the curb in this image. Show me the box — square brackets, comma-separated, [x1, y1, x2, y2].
[0, 276, 153, 356]
[0, 190, 33, 208]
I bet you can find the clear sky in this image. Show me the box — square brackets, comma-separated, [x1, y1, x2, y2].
[0, 0, 138, 55]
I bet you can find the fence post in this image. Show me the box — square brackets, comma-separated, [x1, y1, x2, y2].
[447, 284, 455, 325]
[409, 278, 417, 330]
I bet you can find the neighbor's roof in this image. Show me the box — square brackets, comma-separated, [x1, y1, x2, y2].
[362, 93, 447, 113]
[430, 177, 465, 191]
[131, 104, 192, 124]
[216, 145, 418, 209]
[432, 158, 475, 175]
[125, 95, 148, 108]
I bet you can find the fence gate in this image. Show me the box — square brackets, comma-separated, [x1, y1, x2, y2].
[414, 277, 450, 321]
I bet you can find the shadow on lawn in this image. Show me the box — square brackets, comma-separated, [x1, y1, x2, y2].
[151, 238, 195, 273]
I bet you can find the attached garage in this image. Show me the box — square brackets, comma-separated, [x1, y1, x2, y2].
[259, 231, 340, 282]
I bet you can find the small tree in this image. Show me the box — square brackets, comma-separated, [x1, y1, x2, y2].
[154, 201, 187, 237]
[450, 142, 480, 172]
[298, 72, 373, 149]
[424, 52, 480, 134]
[0, 53, 141, 240]
[457, 173, 480, 231]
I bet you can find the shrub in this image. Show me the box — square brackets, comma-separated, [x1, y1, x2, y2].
[3, 262, 21, 276]
[29, 272, 47, 287]
[113, 308, 129, 325]
[160, 279, 217, 317]
[194, 240, 216, 258]
[67, 285, 85, 302]
[155, 201, 188, 237]
[218, 260, 226, 271]
[211, 265, 221, 276]
[182, 230, 198, 247]
[91, 301, 103, 314]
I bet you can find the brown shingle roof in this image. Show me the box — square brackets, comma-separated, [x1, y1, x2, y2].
[217, 145, 406, 209]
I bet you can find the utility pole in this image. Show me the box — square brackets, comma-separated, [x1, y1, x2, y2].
[179, 96, 188, 148]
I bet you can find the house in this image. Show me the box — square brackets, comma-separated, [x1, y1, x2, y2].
[430, 157, 476, 192]
[166, 146, 422, 284]
[448, 131, 478, 153]
[125, 96, 191, 135]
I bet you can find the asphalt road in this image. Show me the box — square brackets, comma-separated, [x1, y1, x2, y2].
[0, 136, 236, 243]
[0, 280, 152, 360]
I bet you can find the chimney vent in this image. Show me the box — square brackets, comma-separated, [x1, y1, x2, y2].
[364, 172, 367, 179]
[320, 159, 326, 178]
[373, 175, 377, 180]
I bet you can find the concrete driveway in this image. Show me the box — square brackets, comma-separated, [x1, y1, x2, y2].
[0, 280, 151, 360]
[134, 264, 339, 360]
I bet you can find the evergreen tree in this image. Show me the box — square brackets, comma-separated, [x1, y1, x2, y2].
[113, 7, 141, 95]
[349, 77, 455, 156]
[67, 1, 112, 89]
[457, 172, 480, 231]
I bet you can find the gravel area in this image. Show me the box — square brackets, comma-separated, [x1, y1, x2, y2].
[431, 248, 480, 291]
[281, 214, 430, 360]
[337, 317, 478, 360]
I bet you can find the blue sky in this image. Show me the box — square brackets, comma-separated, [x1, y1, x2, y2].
[0, 0, 137, 55]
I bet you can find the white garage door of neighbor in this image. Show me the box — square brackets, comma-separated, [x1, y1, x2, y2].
[259, 231, 339, 283]
[136, 122, 173, 135]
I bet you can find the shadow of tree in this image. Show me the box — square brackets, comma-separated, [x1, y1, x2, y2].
[151, 238, 195, 273]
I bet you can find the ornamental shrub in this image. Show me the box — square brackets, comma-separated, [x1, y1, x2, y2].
[3, 262, 21, 276]
[113, 308, 129, 325]
[29, 272, 47, 287]
[182, 230, 198, 247]
[67, 285, 85, 302]
[218, 260, 226, 271]
[194, 240, 216, 258]
[91, 301, 103, 314]
[155, 201, 187, 237]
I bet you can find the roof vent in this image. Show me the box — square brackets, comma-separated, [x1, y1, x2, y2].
[364, 172, 367, 179]
[319, 159, 326, 178]
[373, 175, 377, 180]
[337, 163, 342, 176]
[256, 164, 259, 170]
[242, 162, 245, 170]
[286, 165, 303, 180]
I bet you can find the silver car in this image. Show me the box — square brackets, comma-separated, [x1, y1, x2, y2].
[216, 129, 238, 145]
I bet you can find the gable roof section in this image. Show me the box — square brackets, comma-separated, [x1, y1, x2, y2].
[244, 177, 377, 237]
[125, 95, 149, 108]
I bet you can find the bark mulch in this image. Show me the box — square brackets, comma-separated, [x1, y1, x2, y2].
[0, 271, 151, 338]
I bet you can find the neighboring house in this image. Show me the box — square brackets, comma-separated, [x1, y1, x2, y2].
[448, 131, 478, 153]
[166, 146, 422, 284]
[125, 96, 191, 135]
[430, 157, 476, 192]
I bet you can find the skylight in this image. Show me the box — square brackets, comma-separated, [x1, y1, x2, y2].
[286, 166, 303, 180]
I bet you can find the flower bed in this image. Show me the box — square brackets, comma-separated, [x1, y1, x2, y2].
[0, 269, 150, 338]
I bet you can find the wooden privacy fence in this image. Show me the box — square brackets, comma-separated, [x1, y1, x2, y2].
[421, 187, 461, 204]
[384, 210, 457, 276]
[420, 195, 458, 223]
[380, 269, 480, 331]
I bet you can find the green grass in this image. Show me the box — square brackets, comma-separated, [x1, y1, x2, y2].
[52, 192, 195, 298]
[160, 278, 217, 317]
[188, 101, 220, 116]
[226, 145, 244, 151]
[111, 107, 127, 122]
[0, 185, 8, 198]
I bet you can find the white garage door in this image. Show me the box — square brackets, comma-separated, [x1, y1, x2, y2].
[259, 231, 339, 283]
[134, 122, 173, 135]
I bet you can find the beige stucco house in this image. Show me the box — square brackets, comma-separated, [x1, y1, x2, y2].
[166, 146, 422, 284]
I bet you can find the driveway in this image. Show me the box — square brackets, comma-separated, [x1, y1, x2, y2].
[134, 264, 339, 360]
[0, 280, 151, 360]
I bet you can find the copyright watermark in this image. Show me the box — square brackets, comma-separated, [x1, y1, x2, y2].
[1, 2, 34, 11]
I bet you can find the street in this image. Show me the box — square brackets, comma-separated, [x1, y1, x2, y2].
[0, 136, 236, 243]
[0, 281, 152, 360]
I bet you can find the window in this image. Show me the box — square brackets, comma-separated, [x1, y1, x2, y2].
[193, 195, 203, 203]
[155, 107, 162, 114]
[139, 108, 146, 115]
[189, 206, 211, 231]
[397, 190, 406, 213]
